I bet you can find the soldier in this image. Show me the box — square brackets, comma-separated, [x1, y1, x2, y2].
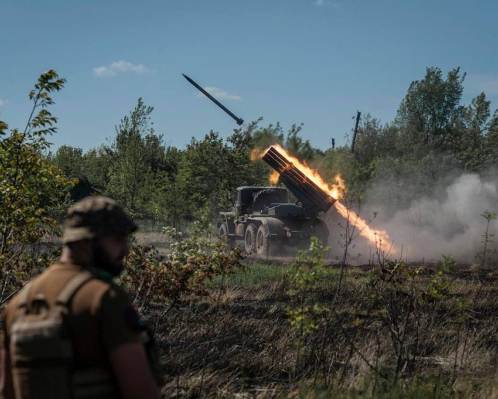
[1, 196, 161, 399]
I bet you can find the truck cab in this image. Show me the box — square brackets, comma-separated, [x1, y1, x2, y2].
[235, 186, 288, 216]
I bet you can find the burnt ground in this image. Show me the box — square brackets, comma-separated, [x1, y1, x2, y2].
[142, 262, 498, 398]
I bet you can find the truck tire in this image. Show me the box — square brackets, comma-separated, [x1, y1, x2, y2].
[219, 223, 233, 250]
[245, 223, 257, 254]
[256, 224, 270, 256]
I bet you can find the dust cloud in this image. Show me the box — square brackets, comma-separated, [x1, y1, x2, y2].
[327, 173, 498, 264]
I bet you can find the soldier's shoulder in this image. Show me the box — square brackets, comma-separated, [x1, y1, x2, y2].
[2, 286, 22, 320]
[42, 263, 115, 301]
[4, 271, 44, 312]
[77, 274, 131, 312]
[81, 277, 129, 300]
[2, 274, 43, 330]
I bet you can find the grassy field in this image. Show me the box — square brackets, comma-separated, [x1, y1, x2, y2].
[140, 257, 498, 398]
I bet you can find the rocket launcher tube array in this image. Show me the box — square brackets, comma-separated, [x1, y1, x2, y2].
[264, 161, 335, 213]
[262, 147, 330, 210]
[262, 147, 336, 213]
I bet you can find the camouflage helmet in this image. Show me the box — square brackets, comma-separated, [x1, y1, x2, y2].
[62, 196, 137, 244]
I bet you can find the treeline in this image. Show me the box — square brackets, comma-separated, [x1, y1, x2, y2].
[49, 67, 498, 224]
[47, 103, 320, 226]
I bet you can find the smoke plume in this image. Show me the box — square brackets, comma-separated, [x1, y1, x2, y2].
[327, 173, 498, 264]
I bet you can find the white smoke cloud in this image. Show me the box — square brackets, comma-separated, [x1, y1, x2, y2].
[0, 99, 5, 106]
[196, 87, 241, 101]
[93, 61, 155, 77]
[329, 173, 498, 264]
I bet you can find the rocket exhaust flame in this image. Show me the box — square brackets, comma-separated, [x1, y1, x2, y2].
[269, 170, 279, 185]
[334, 201, 392, 252]
[256, 144, 346, 201]
[255, 144, 394, 251]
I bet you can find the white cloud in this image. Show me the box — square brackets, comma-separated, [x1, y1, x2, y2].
[314, 0, 340, 7]
[93, 61, 155, 77]
[196, 87, 241, 101]
[0, 99, 4, 106]
[466, 73, 498, 96]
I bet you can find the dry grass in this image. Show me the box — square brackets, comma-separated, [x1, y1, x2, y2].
[138, 262, 498, 398]
[134, 230, 173, 257]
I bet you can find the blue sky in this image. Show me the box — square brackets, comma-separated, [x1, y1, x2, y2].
[1, 0, 497, 152]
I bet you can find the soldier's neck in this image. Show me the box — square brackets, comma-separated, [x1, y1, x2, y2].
[59, 241, 93, 267]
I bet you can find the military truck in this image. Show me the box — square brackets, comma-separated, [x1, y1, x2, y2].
[218, 146, 336, 256]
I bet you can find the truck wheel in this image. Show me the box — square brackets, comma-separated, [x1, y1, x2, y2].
[219, 223, 233, 250]
[245, 223, 257, 254]
[256, 224, 270, 256]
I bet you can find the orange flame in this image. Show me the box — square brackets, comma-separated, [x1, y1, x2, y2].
[254, 144, 346, 200]
[253, 144, 394, 252]
[251, 148, 266, 161]
[269, 170, 279, 185]
[334, 201, 393, 252]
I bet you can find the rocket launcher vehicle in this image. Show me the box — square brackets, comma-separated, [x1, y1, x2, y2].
[262, 146, 336, 214]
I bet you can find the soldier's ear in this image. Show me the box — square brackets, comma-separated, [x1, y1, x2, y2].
[67, 238, 93, 250]
[60, 239, 94, 265]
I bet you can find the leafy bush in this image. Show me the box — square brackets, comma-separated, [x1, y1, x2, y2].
[120, 206, 244, 330]
[0, 70, 75, 302]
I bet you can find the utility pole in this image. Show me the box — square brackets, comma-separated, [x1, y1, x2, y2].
[350, 111, 361, 154]
[331, 138, 335, 150]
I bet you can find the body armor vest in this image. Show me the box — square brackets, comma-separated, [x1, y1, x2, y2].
[9, 272, 118, 399]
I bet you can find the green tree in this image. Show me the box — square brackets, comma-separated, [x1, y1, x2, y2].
[396, 67, 466, 150]
[155, 174, 189, 228]
[51, 145, 84, 176]
[106, 98, 159, 215]
[82, 145, 114, 194]
[465, 92, 491, 132]
[176, 131, 231, 218]
[285, 123, 315, 161]
[226, 122, 271, 194]
[321, 146, 359, 188]
[141, 144, 183, 224]
[51, 145, 93, 200]
[354, 116, 399, 166]
[251, 120, 285, 150]
[0, 70, 75, 298]
[484, 109, 498, 168]
[174, 122, 272, 222]
[452, 93, 491, 172]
